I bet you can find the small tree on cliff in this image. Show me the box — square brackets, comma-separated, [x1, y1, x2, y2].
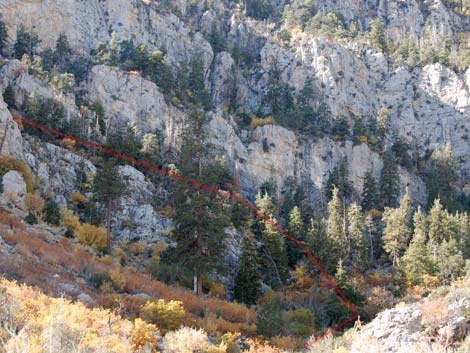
[93, 159, 125, 252]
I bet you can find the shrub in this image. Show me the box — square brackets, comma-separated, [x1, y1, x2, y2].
[251, 116, 273, 128]
[109, 268, 126, 291]
[217, 332, 241, 353]
[61, 209, 80, 230]
[0, 156, 34, 193]
[58, 137, 76, 150]
[256, 291, 286, 337]
[71, 191, 89, 206]
[209, 282, 226, 299]
[25, 212, 38, 225]
[284, 308, 315, 337]
[87, 272, 111, 289]
[140, 299, 185, 334]
[24, 193, 45, 216]
[75, 223, 107, 251]
[129, 242, 146, 256]
[161, 327, 226, 353]
[131, 318, 159, 351]
[44, 200, 60, 225]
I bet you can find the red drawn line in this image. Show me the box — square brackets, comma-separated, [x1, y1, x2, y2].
[14, 116, 359, 348]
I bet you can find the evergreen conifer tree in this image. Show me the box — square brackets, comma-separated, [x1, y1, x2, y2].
[380, 149, 400, 208]
[401, 207, 434, 285]
[361, 170, 379, 211]
[172, 107, 230, 295]
[327, 186, 347, 263]
[234, 234, 261, 305]
[286, 206, 305, 267]
[93, 159, 126, 252]
[382, 189, 413, 267]
[347, 203, 369, 270]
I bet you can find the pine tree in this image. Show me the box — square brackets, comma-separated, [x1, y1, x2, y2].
[44, 200, 61, 226]
[234, 234, 261, 305]
[428, 198, 452, 244]
[382, 189, 413, 267]
[327, 186, 347, 263]
[108, 32, 119, 67]
[172, 107, 230, 296]
[326, 159, 352, 200]
[457, 212, 470, 259]
[401, 207, 434, 285]
[0, 16, 7, 55]
[13, 25, 40, 59]
[54, 33, 72, 69]
[286, 206, 305, 266]
[260, 218, 290, 289]
[189, 56, 212, 110]
[427, 145, 458, 211]
[93, 159, 126, 252]
[361, 170, 379, 211]
[3, 83, 16, 110]
[347, 203, 369, 271]
[140, 133, 160, 165]
[436, 238, 465, 285]
[380, 149, 400, 208]
[369, 19, 388, 54]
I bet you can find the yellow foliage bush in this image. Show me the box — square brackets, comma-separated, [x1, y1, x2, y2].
[76, 223, 107, 251]
[0, 278, 136, 353]
[357, 135, 368, 144]
[129, 242, 146, 256]
[209, 282, 226, 299]
[59, 137, 76, 150]
[251, 116, 273, 128]
[217, 332, 241, 353]
[71, 191, 89, 205]
[131, 318, 159, 351]
[0, 156, 34, 193]
[161, 327, 226, 353]
[24, 193, 45, 216]
[140, 299, 186, 334]
[61, 209, 80, 230]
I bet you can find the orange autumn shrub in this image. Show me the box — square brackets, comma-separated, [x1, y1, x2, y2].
[24, 193, 45, 216]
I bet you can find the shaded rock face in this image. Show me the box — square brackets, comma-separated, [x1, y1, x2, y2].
[113, 165, 172, 243]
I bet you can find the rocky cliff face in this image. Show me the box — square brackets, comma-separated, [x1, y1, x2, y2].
[0, 0, 469, 291]
[0, 0, 469, 203]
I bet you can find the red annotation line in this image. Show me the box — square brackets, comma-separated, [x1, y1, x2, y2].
[14, 116, 359, 348]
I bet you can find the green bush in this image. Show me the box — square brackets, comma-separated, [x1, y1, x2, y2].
[44, 200, 61, 225]
[25, 212, 38, 225]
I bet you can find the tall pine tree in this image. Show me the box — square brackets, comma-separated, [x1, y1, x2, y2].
[93, 159, 126, 252]
[361, 170, 379, 211]
[172, 107, 230, 295]
[382, 188, 413, 267]
[327, 187, 347, 263]
[401, 207, 434, 285]
[286, 206, 305, 267]
[380, 149, 400, 208]
[347, 203, 369, 271]
[234, 233, 261, 305]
